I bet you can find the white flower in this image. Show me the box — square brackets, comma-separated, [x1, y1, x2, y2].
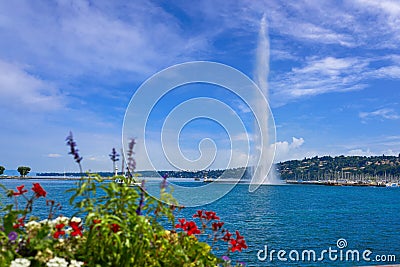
[46, 257, 68, 267]
[40, 219, 52, 226]
[53, 216, 69, 226]
[64, 227, 72, 235]
[10, 258, 31, 267]
[25, 221, 40, 228]
[70, 217, 81, 224]
[69, 260, 84, 267]
[26, 221, 40, 229]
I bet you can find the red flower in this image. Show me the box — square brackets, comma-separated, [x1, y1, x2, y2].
[13, 185, 28, 196]
[175, 218, 187, 229]
[185, 221, 201, 236]
[53, 223, 66, 238]
[222, 230, 232, 242]
[90, 219, 101, 230]
[32, 183, 47, 198]
[235, 230, 244, 240]
[13, 217, 25, 229]
[230, 230, 247, 252]
[70, 221, 83, 237]
[193, 210, 206, 219]
[175, 219, 201, 236]
[110, 223, 120, 233]
[212, 221, 224, 231]
[93, 219, 101, 224]
[205, 211, 220, 221]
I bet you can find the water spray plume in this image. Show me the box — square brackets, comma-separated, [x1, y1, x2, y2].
[249, 14, 280, 192]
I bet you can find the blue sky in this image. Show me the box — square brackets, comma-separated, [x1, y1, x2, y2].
[0, 0, 399, 173]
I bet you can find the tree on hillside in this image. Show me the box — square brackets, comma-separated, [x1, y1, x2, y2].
[17, 166, 31, 177]
[0, 166, 5, 175]
[109, 148, 120, 176]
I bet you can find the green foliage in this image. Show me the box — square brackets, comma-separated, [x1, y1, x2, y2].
[67, 175, 220, 266]
[0, 133, 246, 266]
[17, 166, 31, 177]
[0, 175, 244, 266]
[0, 166, 4, 175]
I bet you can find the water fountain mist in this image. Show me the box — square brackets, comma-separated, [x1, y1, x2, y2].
[250, 14, 281, 189]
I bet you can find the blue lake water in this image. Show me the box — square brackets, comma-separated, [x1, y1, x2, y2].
[1, 178, 399, 266]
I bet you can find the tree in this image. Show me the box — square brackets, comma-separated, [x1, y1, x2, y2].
[17, 166, 31, 177]
[109, 148, 120, 176]
[0, 166, 4, 175]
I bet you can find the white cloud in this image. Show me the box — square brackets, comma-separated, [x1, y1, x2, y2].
[344, 147, 399, 157]
[273, 137, 305, 162]
[335, 135, 400, 158]
[1, 0, 400, 172]
[369, 66, 400, 79]
[278, 20, 355, 47]
[270, 49, 299, 61]
[0, 60, 63, 111]
[345, 149, 373, 157]
[359, 108, 400, 120]
[381, 149, 397, 156]
[232, 133, 253, 142]
[292, 57, 362, 76]
[270, 56, 369, 105]
[47, 153, 62, 158]
[0, 1, 209, 82]
[269, 53, 400, 106]
[353, 0, 400, 29]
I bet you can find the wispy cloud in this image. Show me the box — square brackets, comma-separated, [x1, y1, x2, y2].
[351, 0, 400, 47]
[47, 154, 62, 158]
[345, 149, 373, 157]
[0, 60, 64, 112]
[1, 0, 400, 170]
[359, 108, 400, 121]
[270, 56, 369, 105]
[0, 1, 210, 82]
[182, 0, 400, 108]
[335, 135, 400, 156]
[368, 66, 400, 79]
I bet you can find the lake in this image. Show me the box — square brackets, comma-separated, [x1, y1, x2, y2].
[1, 178, 399, 266]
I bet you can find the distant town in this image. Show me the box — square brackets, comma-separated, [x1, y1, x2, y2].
[29, 154, 400, 183]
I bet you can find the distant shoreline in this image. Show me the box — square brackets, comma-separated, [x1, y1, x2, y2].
[1, 176, 399, 188]
[0, 176, 114, 180]
[286, 179, 399, 187]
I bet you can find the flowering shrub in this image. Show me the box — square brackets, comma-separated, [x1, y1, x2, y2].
[0, 134, 247, 266]
[1, 178, 246, 266]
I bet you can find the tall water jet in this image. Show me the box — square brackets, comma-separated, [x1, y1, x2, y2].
[249, 14, 281, 191]
[255, 14, 270, 102]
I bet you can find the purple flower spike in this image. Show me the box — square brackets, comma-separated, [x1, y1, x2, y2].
[222, 255, 230, 261]
[126, 138, 136, 177]
[66, 131, 83, 164]
[161, 173, 168, 189]
[136, 180, 146, 215]
[66, 131, 83, 173]
[8, 231, 17, 241]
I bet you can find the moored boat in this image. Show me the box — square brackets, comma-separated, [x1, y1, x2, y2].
[115, 177, 141, 187]
[203, 175, 214, 183]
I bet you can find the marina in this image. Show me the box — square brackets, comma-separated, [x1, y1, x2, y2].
[285, 179, 400, 187]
